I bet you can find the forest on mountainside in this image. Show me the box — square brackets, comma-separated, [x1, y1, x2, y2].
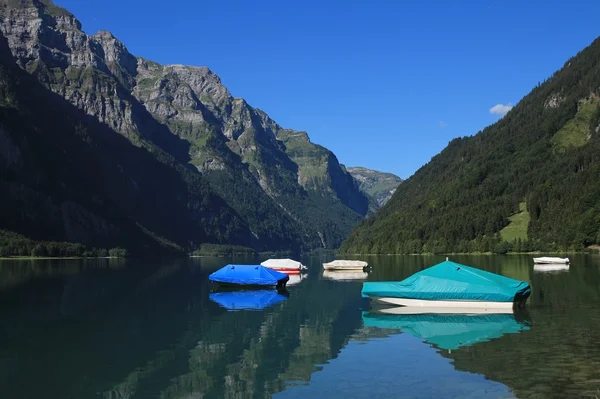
[341, 37, 600, 254]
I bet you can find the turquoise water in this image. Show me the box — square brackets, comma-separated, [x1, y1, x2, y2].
[0, 255, 599, 398]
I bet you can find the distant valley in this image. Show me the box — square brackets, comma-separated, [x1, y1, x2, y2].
[347, 167, 403, 213]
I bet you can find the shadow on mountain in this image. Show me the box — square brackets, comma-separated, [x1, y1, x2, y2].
[0, 32, 251, 253]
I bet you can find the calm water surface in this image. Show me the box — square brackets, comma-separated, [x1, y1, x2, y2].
[0, 255, 599, 398]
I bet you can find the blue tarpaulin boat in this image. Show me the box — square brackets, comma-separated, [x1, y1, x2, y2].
[362, 312, 530, 350]
[209, 290, 288, 311]
[362, 260, 531, 309]
[209, 264, 289, 289]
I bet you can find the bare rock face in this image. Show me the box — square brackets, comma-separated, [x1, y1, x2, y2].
[0, 0, 370, 249]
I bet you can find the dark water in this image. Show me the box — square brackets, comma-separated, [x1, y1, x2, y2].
[0, 255, 599, 399]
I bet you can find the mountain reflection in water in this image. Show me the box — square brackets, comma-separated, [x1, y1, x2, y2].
[0, 254, 599, 398]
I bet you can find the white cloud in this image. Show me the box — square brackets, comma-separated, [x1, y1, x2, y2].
[489, 103, 513, 116]
[439, 120, 447, 128]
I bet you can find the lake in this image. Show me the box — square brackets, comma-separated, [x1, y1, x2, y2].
[0, 255, 599, 398]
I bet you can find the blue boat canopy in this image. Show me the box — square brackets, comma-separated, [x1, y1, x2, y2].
[209, 264, 289, 286]
[362, 312, 530, 350]
[209, 290, 288, 311]
[362, 260, 531, 302]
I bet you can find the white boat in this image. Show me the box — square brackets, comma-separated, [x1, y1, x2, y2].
[260, 258, 306, 274]
[533, 257, 570, 264]
[534, 264, 570, 273]
[323, 270, 369, 281]
[323, 260, 368, 271]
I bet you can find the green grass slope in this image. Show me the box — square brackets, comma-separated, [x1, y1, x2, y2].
[500, 202, 530, 242]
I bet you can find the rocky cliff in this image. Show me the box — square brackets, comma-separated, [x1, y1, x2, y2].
[0, 0, 369, 251]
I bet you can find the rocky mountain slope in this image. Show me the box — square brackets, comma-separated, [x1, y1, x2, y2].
[347, 167, 402, 211]
[0, 0, 369, 252]
[342, 36, 600, 254]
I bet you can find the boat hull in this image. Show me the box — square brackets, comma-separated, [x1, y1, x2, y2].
[372, 305, 515, 315]
[533, 257, 569, 264]
[212, 281, 287, 290]
[323, 266, 366, 271]
[269, 268, 301, 274]
[371, 297, 516, 310]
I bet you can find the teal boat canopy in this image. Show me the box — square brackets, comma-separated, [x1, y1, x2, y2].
[362, 260, 531, 303]
[362, 312, 530, 350]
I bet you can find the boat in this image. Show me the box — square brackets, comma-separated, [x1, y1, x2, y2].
[362, 311, 530, 350]
[361, 260, 531, 310]
[323, 260, 368, 271]
[260, 258, 306, 274]
[323, 270, 369, 281]
[534, 264, 570, 273]
[209, 290, 288, 311]
[533, 257, 570, 264]
[209, 264, 289, 289]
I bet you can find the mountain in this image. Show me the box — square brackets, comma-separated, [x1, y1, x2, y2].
[346, 167, 403, 211]
[341, 37, 600, 254]
[0, 0, 368, 254]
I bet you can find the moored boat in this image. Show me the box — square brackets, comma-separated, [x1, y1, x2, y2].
[209, 264, 289, 289]
[260, 258, 306, 274]
[323, 260, 368, 271]
[362, 260, 531, 310]
[533, 257, 570, 264]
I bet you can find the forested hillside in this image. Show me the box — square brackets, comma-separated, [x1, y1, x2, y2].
[341, 37, 600, 254]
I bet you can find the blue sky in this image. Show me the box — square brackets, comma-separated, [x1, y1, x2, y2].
[55, 0, 600, 178]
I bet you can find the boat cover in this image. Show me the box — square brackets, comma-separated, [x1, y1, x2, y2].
[362, 312, 530, 350]
[209, 290, 288, 310]
[261, 258, 305, 270]
[209, 265, 289, 286]
[362, 260, 531, 302]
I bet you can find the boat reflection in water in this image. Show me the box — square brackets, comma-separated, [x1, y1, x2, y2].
[533, 264, 570, 273]
[209, 290, 288, 311]
[286, 273, 306, 286]
[322, 270, 369, 281]
[362, 309, 531, 350]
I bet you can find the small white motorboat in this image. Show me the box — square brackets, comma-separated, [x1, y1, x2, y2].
[533, 257, 570, 264]
[260, 258, 306, 274]
[323, 260, 368, 271]
[323, 270, 369, 281]
[534, 264, 570, 273]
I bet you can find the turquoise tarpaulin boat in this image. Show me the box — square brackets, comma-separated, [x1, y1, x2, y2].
[362, 260, 531, 310]
[362, 312, 531, 350]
